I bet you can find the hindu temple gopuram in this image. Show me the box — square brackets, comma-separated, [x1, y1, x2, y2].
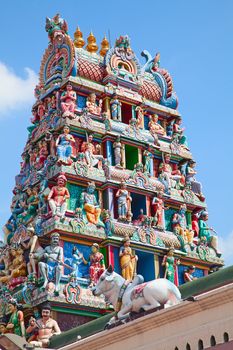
[0, 14, 225, 349]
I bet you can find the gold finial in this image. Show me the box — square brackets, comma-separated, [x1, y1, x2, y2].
[74, 26, 85, 48]
[86, 32, 98, 53]
[99, 35, 109, 57]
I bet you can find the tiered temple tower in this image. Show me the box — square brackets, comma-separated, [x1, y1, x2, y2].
[1, 14, 223, 332]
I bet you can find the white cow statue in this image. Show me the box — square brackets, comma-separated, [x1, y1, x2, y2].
[92, 265, 181, 325]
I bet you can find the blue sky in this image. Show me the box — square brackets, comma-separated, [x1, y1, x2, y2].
[0, 0, 233, 265]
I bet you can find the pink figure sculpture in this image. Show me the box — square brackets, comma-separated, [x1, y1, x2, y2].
[60, 84, 77, 118]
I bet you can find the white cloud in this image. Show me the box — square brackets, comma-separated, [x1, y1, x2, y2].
[0, 62, 38, 117]
[218, 231, 233, 267]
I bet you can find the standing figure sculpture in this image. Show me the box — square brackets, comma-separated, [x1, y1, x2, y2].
[81, 134, 103, 168]
[86, 93, 102, 115]
[143, 150, 153, 174]
[116, 182, 132, 221]
[56, 125, 75, 165]
[80, 182, 103, 226]
[135, 105, 144, 129]
[82, 243, 105, 287]
[48, 174, 70, 219]
[38, 233, 63, 294]
[113, 136, 124, 167]
[60, 83, 77, 118]
[110, 94, 121, 121]
[6, 300, 25, 337]
[27, 303, 61, 348]
[119, 237, 137, 281]
[152, 191, 167, 230]
[172, 204, 194, 252]
[21, 226, 44, 277]
[71, 246, 83, 278]
[162, 248, 179, 284]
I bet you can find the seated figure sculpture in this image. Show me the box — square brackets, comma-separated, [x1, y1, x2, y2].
[198, 211, 220, 255]
[60, 83, 77, 118]
[80, 182, 104, 227]
[38, 233, 63, 294]
[81, 134, 103, 168]
[172, 204, 194, 252]
[86, 93, 102, 115]
[48, 174, 70, 219]
[172, 117, 188, 149]
[82, 243, 105, 287]
[158, 153, 184, 194]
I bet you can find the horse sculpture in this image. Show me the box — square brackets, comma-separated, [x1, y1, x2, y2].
[92, 265, 181, 326]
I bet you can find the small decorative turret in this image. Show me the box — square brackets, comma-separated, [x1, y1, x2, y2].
[86, 32, 98, 53]
[74, 26, 85, 48]
[99, 35, 110, 57]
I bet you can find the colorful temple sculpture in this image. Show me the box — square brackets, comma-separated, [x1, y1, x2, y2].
[0, 13, 224, 344]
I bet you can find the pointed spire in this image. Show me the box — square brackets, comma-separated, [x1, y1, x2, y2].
[99, 35, 110, 57]
[86, 32, 98, 53]
[74, 26, 85, 48]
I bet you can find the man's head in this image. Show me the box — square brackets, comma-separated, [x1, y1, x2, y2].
[57, 174, 67, 186]
[41, 303, 52, 320]
[51, 233, 60, 246]
[91, 243, 99, 254]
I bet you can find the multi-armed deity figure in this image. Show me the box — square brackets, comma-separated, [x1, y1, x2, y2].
[113, 135, 124, 167]
[159, 153, 184, 193]
[86, 93, 102, 115]
[110, 93, 121, 121]
[56, 125, 75, 165]
[119, 236, 137, 281]
[80, 181, 103, 226]
[81, 134, 103, 168]
[116, 181, 132, 221]
[162, 247, 180, 284]
[48, 174, 70, 219]
[60, 83, 77, 118]
[38, 233, 63, 294]
[27, 303, 61, 348]
[82, 243, 105, 287]
[172, 204, 194, 252]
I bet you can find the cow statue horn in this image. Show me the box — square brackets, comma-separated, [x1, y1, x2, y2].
[107, 265, 113, 273]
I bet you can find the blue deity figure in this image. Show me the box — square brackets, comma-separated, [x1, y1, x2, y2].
[110, 94, 121, 121]
[71, 246, 83, 278]
[56, 125, 75, 165]
[116, 182, 132, 220]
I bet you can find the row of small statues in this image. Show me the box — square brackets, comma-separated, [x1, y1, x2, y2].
[31, 83, 187, 145]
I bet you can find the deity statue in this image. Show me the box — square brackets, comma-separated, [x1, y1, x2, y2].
[198, 211, 220, 255]
[133, 208, 145, 226]
[183, 265, 197, 283]
[82, 243, 105, 287]
[172, 117, 188, 149]
[116, 182, 132, 221]
[6, 300, 25, 337]
[21, 226, 44, 277]
[113, 136, 124, 167]
[27, 303, 61, 348]
[38, 233, 63, 294]
[60, 83, 77, 118]
[148, 114, 165, 147]
[185, 160, 203, 197]
[86, 93, 102, 115]
[101, 209, 113, 236]
[172, 204, 194, 251]
[152, 191, 167, 230]
[110, 94, 121, 121]
[71, 246, 83, 278]
[119, 237, 137, 281]
[158, 153, 184, 193]
[48, 174, 70, 219]
[17, 187, 39, 225]
[56, 125, 75, 165]
[38, 140, 49, 168]
[80, 182, 103, 226]
[0, 247, 27, 284]
[143, 150, 153, 174]
[135, 105, 144, 129]
[81, 134, 103, 168]
[162, 248, 179, 284]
